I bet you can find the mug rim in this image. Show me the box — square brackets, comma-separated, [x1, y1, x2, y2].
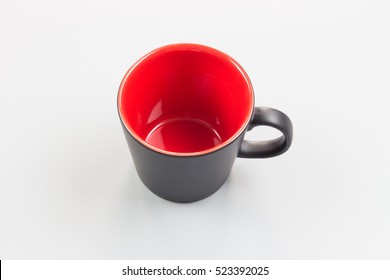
[117, 43, 254, 157]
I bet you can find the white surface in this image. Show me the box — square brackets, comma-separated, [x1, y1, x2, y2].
[1, 0, 389, 259]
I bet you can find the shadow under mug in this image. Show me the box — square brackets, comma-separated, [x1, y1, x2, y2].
[118, 43, 293, 202]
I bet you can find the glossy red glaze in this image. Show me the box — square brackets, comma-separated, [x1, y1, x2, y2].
[118, 44, 254, 156]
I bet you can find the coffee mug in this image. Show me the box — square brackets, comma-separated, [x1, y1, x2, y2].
[118, 43, 293, 202]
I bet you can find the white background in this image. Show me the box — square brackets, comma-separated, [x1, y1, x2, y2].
[1, 0, 389, 259]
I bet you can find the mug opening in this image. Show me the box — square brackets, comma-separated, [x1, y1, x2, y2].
[118, 44, 254, 156]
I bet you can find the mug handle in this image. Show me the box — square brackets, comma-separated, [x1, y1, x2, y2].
[238, 106, 293, 158]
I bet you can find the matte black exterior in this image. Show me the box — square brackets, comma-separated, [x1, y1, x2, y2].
[120, 106, 293, 203]
[122, 126, 245, 203]
[238, 107, 293, 158]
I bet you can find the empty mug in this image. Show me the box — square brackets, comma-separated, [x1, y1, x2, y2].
[118, 43, 293, 202]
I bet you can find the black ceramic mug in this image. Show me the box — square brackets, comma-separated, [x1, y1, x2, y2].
[118, 44, 293, 202]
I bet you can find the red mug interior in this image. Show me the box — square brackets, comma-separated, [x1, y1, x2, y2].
[118, 44, 254, 155]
